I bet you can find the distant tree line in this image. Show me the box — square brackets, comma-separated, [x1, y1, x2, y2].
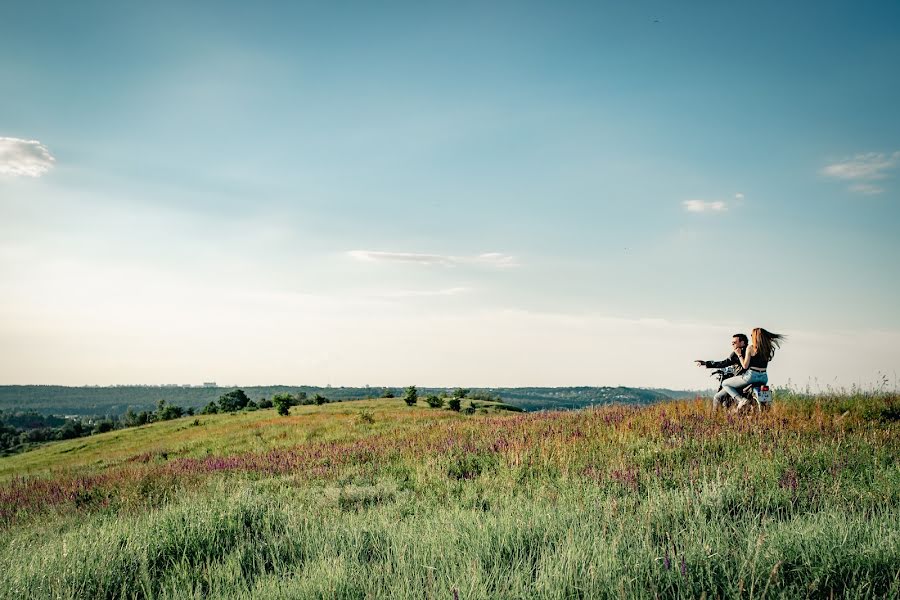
[190, 389, 332, 418]
[397, 386, 519, 414]
[0, 399, 198, 457]
[0, 389, 319, 456]
[0, 385, 363, 417]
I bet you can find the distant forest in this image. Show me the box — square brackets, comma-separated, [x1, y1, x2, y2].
[0, 385, 697, 416]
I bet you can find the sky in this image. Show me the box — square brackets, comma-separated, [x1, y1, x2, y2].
[1, 0, 899, 390]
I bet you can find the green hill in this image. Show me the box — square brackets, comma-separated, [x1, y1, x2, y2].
[1, 391, 898, 598]
[0, 385, 689, 417]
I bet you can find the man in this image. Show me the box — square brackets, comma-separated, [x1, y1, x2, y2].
[695, 333, 748, 409]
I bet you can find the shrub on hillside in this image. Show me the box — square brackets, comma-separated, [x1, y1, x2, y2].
[155, 400, 184, 421]
[200, 402, 218, 415]
[314, 394, 329, 406]
[55, 419, 86, 440]
[92, 420, 115, 434]
[447, 398, 461, 412]
[218, 389, 251, 412]
[404, 386, 418, 407]
[380, 388, 395, 398]
[271, 393, 294, 404]
[425, 395, 444, 408]
[258, 397, 273, 409]
[122, 408, 152, 427]
[272, 393, 294, 416]
[452, 388, 469, 399]
[20, 428, 52, 443]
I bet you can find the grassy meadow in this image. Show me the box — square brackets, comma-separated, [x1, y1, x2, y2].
[1, 393, 899, 599]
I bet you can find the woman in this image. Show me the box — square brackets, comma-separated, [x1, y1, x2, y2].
[720, 328, 785, 410]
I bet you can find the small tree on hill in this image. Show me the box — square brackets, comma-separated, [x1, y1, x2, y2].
[404, 385, 418, 406]
[314, 393, 329, 405]
[122, 410, 152, 426]
[425, 395, 444, 409]
[218, 389, 250, 412]
[93, 420, 115, 434]
[273, 394, 292, 416]
[452, 388, 470, 400]
[56, 419, 86, 440]
[122, 408, 141, 426]
[381, 388, 395, 398]
[272, 393, 297, 417]
[447, 397, 461, 412]
[155, 399, 184, 421]
[272, 393, 296, 415]
[200, 402, 218, 415]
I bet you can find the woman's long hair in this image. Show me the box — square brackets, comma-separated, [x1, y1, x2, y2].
[751, 328, 785, 361]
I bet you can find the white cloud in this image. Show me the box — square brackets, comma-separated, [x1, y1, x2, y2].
[0, 137, 55, 177]
[470, 252, 518, 268]
[848, 183, 885, 195]
[348, 250, 519, 268]
[822, 151, 899, 193]
[374, 287, 471, 298]
[348, 251, 452, 266]
[683, 200, 727, 213]
[734, 192, 744, 201]
[822, 152, 899, 180]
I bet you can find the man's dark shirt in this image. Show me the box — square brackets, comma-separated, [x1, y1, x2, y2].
[703, 350, 746, 375]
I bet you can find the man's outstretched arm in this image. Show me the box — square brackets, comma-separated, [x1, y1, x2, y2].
[695, 353, 738, 369]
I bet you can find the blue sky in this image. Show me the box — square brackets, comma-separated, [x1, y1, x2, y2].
[2, 1, 899, 388]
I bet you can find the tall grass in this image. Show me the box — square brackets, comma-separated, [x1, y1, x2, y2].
[1, 392, 898, 598]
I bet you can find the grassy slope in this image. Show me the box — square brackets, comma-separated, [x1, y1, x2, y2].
[1, 393, 899, 599]
[0, 399, 516, 480]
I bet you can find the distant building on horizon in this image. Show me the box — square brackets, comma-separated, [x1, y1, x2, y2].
[203, 382, 217, 388]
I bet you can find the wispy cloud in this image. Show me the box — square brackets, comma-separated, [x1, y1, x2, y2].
[848, 183, 885, 195]
[348, 250, 519, 268]
[821, 151, 900, 194]
[373, 287, 471, 298]
[683, 200, 727, 213]
[0, 137, 55, 177]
